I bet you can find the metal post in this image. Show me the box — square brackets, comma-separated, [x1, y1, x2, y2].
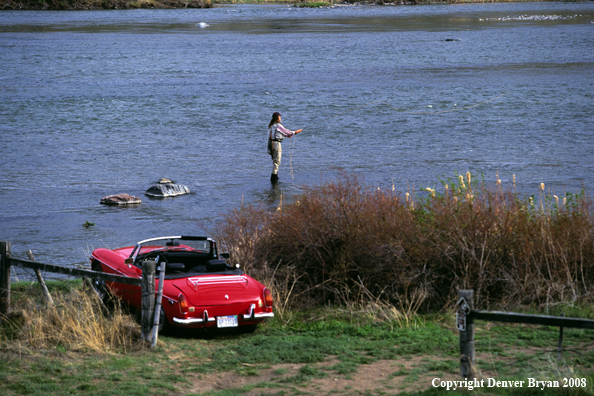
[0, 241, 12, 317]
[458, 289, 476, 379]
[141, 259, 156, 342]
[151, 259, 166, 348]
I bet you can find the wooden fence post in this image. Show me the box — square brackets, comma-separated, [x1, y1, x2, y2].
[0, 241, 12, 318]
[141, 259, 156, 343]
[26, 250, 54, 307]
[458, 289, 476, 379]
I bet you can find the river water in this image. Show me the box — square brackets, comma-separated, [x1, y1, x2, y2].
[1, 2, 593, 275]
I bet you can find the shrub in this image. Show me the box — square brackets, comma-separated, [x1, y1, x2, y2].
[216, 173, 593, 311]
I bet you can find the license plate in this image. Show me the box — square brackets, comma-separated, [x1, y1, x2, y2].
[217, 315, 238, 328]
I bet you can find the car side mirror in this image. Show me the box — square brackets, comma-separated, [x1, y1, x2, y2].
[221, 252, 230, 259]
[124, 258, 133, 265]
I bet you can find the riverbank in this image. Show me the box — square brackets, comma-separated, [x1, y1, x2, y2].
[0, 0, 582, 10]
[0, 0, 212, 10]
[1, 280, 593, 395]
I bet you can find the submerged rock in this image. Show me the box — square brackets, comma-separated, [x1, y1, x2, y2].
[145, 183, 190, 198]
[100, 193, 141, 205]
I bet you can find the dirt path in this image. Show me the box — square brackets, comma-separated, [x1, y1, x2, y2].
[185, 355, 459, 395]
[183, 341, 594, 395]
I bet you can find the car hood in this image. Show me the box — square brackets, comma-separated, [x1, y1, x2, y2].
[172, 275, 257, 306]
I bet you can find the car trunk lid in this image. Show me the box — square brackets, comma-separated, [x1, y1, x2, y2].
[172, 275, 252, 306]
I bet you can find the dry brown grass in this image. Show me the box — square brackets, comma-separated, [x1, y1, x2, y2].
[216, 173, 594, 312]
[1, 286, 142, 355]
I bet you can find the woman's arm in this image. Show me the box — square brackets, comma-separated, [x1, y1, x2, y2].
[277, 124, 302, 137]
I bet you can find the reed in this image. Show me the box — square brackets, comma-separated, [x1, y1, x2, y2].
[216, 173, 593, 312]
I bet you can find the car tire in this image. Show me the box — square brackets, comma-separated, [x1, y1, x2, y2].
[240, 324, 259, 334]
[157, 306, 171, 335]
[90, 262, 110, 304]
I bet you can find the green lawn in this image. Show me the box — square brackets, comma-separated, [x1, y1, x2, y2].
[1, 281, 593, 395]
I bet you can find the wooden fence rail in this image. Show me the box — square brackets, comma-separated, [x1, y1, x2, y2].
[8, 256, 142, 286]
[456, 289, 594, 379]
[0, 241, 158, 345]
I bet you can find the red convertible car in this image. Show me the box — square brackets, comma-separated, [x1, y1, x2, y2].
[90, 236, 274, 333]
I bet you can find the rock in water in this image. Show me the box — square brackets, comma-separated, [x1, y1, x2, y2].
[145, 183, 190, 198]
[100, 193, 141, 205]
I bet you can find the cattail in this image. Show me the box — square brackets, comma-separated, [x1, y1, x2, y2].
[459, 175, 466, 190]
[405, 192, 409, 203]
[540, 183, 545, 191]
[554, 195, 559, 206]
[466, 171, 471, 186]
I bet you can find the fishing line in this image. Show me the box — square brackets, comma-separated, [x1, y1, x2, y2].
[288, 92, 508, 179]
[301, 99, 387, 132]
[289, 99, 386, 179]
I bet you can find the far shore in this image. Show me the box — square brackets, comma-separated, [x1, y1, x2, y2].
[0, 0, 583, 11]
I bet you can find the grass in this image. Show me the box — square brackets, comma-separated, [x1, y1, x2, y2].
[1, 281, 593, 395]
[1, 280, 141, 355]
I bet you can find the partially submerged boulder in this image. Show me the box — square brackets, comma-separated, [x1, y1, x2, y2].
[100, 193, 141, 205]
[145, 183, 190, 198]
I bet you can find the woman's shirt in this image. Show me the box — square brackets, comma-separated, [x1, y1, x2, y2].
[269, 123, 296, 142]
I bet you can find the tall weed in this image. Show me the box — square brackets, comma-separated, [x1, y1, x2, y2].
[1, 286, 141, 354]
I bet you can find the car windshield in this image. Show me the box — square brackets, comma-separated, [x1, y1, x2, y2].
[137, 237, 211, 255]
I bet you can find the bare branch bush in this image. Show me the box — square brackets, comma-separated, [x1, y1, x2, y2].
[215, 173, 593, 312]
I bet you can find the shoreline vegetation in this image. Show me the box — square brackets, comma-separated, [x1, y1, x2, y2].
[0, 0, 584, 11]
[214, 172, 593, 313]
[1, 174, 592, 394]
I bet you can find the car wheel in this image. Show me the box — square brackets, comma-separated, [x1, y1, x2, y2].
[90, 262, 110, 303]
[157, 306, 171, 335]
[240, 324, 259, 334]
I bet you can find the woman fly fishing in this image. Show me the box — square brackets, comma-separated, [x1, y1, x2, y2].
[267, 112, 302, 183]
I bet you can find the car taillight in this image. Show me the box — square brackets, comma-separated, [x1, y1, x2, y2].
[178, 293, 189, 315]
[263, 288, 273, 308]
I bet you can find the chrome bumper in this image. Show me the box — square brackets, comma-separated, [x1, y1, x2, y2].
[243, 303, 275, 320]
[173, 305, 274, 325]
